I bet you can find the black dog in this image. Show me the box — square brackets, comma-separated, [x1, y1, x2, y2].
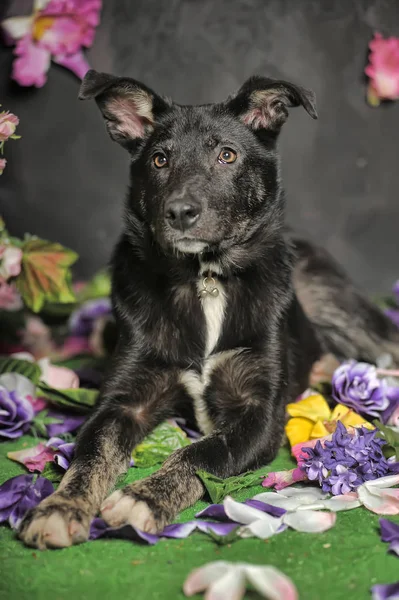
[19, 71, 399, 548]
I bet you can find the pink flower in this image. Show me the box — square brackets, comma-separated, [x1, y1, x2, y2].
[1, 0, 102, 88]
[0, 111, 19, 142]
[365, 33, 399, 106]
[0, 245, 23, 279]
[0, 277, 23, 311]
[0, 158, 6, 175]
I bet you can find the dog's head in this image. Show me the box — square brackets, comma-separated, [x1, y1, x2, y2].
[79, 71, 317, 256]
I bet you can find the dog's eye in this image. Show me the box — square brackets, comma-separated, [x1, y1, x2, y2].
[153, 153, 168, 168]
[218, 148, 237, 164]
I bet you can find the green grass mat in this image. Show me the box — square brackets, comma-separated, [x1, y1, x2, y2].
[0, 436, 398, 600]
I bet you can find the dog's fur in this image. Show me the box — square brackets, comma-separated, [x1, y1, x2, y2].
[19, 71, 399, 549]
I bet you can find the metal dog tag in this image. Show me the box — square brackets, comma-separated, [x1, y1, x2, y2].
[198, 275, 219, 298]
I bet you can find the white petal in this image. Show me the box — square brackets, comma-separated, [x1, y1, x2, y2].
[252, 493, 302, 511]
[245, 565, 298, 600]
[319, 495, 361, 512]
[206, 568, 246, 600]
[11, 352, 35, 362]
[276, 486, 328, 500]
[239, 516, 283, 539]
[1, 16, 34, 40]
[363, 474, 399, 489]
[283, 510, 336, 533]
[224, 496, 272, 525]
[358, 483, 399, 515]
[0, 372, 36, 398]
[183, 562, 231, 596]
[37, 357, 50, 380]
[34, 0, 52, 11]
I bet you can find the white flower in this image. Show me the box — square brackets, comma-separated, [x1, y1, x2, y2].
[183, 561, 298, 600]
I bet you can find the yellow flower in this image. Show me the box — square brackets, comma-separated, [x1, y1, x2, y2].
[285, 394, 374, 448]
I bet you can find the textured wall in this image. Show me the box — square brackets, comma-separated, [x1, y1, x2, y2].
[0, 0, 398, 294]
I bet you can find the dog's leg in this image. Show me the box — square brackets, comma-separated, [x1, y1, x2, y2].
[18, 364, 183, 549]
[101, 349, 288, 532]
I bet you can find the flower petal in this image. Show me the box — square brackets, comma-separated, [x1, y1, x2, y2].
[12, 37, 51, 88]
[183, 562, 233, 596]
[52, 51, 91, 80]
[7, 442, 56, 472]
[0, 372, 36, 399]
[224, 496, 273, 525]
[245, 565, 298, 600]
[371, 582, 399, 600]
[380, 518, 399, 543]
[89, 518, 159, 544]
[0, 474, 32, 513]
[239, 517, 284, 540]
[357, 482, 399, 515]
[285, 417, 314, 447]
[283, 510, 336, 533]
[317, 494, 361, 512]
[10, 476, 54, 529]
[206, 567, 246, 600]
[262, 468, 308, 490]
[1, 16, 34, 41]
[286, 394, 331, 422]
[364, 474, 399, 489]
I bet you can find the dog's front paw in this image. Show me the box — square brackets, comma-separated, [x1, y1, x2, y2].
[101, 483, 171, 534]
[18, 494, 92, 550]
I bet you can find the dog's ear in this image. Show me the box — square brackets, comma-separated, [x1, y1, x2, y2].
[226, 76, 317, 133]
[79, 70, 170, 148]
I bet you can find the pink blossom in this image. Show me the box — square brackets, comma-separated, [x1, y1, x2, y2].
[262, 467, 308, 490]
[365, 33, 399, 106]
[0, 158, 6, 175]
[0, 277, 23, 310]
[0, 245, 23, 279]
[1, 0, 102, 88]
[0, 111, 19, 142]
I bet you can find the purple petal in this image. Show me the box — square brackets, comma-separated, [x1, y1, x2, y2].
[89, 518, 159, 544]
[46, 411, 85, 437]
[9, 476, 54, 529]
[195, 504, 232, 522]
[371, 582, 399, 600]
[380, 518, 399, 543]
[389, 541, 399, 557]
[245, 499, 287, 518]
[0, 474, 33, 513]
[162, 520, 238, 539]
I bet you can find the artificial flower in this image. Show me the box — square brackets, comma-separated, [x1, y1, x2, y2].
[0, 158, 6, 175]
[332, 360, 390, 418]
[365, 33, 399, 106]
[12, 352, 80, 389]
[1, 0, 102, 88]
[183, 561, 298, 600]
[0, 373, 35, 438]
[0, 111, 19, 142]
[262, 467, 308, 490]
[300, 422, 393, 495]
[285, 393, 371, 447]
[69, 297, 112, 337]
[0, 245, 23, 279]
[371, 582, 399, 600]
[0, 277, 23, 310]
[7, 437, 75, 472]
[380, 518, 399, 557]
[356, 474, 399, 515]
[0, 474, 53, 529]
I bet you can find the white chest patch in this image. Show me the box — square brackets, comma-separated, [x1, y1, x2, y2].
[197, 274, 226, 357]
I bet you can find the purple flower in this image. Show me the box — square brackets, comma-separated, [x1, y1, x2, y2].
[0, 474, 53, 529]
[301, 422, 392, 495]
[380, 518, 399, 557]
[47, 437, 75, 470]
[332, 360, 390, 417]
[0, 373, 35, 439]
[46, 410, 85, 437]
[371, 582, 399, 600]
[69, 298, 112, 337]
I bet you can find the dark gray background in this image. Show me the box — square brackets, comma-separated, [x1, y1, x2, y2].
[0, 0, 398, 294]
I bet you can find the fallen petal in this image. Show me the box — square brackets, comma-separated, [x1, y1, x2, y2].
[89, 518, 159, 544]
[183, 561, 232, 596]
[275, 486, 328, 499]
[365, 475, 399, 489]
[283, 510, 336, 533]
[371, 582, 399, 600]
[262, 468, 308, 490]
[224, 496, 275, 525]
[245, 565, 298, 600]
[358, 484, 399, 515]
[239, 517, 285, 540]
[316, 494, 361, 512]
[206, 567, 246, 600]
[7, 443, 56, 472]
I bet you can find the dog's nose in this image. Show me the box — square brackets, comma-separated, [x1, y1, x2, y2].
[165, 201, 201, 231]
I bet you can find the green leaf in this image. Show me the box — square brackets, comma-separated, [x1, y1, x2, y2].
[374, 420, 399, 460]
[16, 238, 78, 313]
[31, 410, 63, 438]
[37, 382, 98, 413]
[77, 269, 111, 302]
[0, 356, 42, 384]
[206, 527, 241, 546]
[42, 462, 64, 484]
[196, 470, 262, 504]
[132, 421, 190, 468]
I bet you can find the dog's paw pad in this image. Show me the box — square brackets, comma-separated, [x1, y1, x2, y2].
[19, 499, 90, 550]
[101, 490, 157, 533]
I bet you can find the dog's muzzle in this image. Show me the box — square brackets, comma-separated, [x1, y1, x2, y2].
[164, 198, 202, 232]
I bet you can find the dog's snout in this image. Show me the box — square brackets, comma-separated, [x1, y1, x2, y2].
[165, 200, 201, 231]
